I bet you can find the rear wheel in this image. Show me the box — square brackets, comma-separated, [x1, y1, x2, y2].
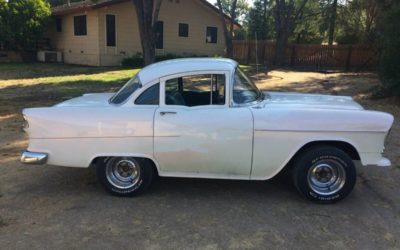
[96, 157, 154, 196]
[292, 146, 356, 204]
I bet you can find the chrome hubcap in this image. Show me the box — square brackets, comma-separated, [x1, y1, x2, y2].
[307, 160, 346, 195]
[106, 158, 140, 189]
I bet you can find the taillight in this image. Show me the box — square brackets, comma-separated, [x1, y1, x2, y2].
[22, 115, 29, 130]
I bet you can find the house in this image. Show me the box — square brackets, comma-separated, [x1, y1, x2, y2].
[46, 0, 239, 66]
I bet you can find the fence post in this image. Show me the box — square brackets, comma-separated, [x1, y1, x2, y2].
[345, 45, 353, 71]
[290, 45, 296, 67]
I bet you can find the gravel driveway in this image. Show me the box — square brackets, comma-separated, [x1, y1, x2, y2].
[1, 69, 399, 249]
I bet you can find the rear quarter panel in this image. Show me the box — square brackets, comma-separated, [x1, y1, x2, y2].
[24, 106, 157, 167]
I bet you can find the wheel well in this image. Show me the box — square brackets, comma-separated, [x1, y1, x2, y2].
[90, 156, 159, 175]
[285, 141, 361, 170]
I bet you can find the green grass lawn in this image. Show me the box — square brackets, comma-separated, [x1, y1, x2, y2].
[0, 63, 140, 110]
[0, 62, 260, 114]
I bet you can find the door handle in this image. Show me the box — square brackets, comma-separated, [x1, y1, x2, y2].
[160, 111, 177, 116]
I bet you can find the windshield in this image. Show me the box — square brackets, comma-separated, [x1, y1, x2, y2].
[233, 67, 263, 104]
[109, 75, 141, 105]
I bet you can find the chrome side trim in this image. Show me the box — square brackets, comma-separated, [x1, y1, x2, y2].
[21, 151, 48, 165]
[254, 129, 386, 133]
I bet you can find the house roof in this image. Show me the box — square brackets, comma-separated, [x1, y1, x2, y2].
[51, 0, 241, 28]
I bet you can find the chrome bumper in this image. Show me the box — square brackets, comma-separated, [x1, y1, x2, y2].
[376, 157, 391, 167]
[21, 151, 48, 165]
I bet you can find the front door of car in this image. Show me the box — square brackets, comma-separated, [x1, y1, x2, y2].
[154, 72, 253, 178]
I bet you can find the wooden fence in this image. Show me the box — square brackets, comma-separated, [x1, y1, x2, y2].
[232, 40, 379, 71]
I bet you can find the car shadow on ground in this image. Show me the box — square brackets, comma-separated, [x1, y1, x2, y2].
[6, 161, 302, 204]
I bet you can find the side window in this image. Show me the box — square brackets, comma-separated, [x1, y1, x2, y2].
[206, 27, 217, 43]
[155, 21, 164, 49]
[74, 15, 87, 36]
[135, 83, 160, 105]
[165, 74, 225, 107]
[179, 23, 189, 37]
[56, 17, 62, 32]
[106, 14, 116, 47]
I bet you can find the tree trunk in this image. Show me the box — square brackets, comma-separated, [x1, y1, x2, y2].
[275, 28, 288, 66]
[216, 0, 237, 58]
[273, 0, 308, 65]
[274, 0, 287, 65]
[226, 37, 234, 58]
[328, 0, 338, 45]
[260, 0, 268, 40]
[132, 0, 162, 66]
[142, 39, 156, 66]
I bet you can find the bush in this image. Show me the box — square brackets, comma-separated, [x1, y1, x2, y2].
[378, 3, 400, 95]
[0, 0, 51, 51]
[156, 53, 182, 62]
[121, 53, 144, 67]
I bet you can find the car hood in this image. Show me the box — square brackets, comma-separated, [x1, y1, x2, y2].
[55, 93, 115, 107]
[263, 91, 364, 110]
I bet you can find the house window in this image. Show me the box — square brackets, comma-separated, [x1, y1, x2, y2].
[206, 26, 217, 43]
[179, 23, 189, 37]
[155, 21, 164, 49]
[74, 15, 87, 36]
[106, 15, 116, 47]
[56, 18, 62, 32]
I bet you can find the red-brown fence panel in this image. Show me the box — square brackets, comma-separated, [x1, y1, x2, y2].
[232, 40, 378, 71]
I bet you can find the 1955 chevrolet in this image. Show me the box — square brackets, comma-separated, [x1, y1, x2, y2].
[21, 58, 394, 203]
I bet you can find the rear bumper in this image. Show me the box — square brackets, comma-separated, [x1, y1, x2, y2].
[21, 151, 48, 165]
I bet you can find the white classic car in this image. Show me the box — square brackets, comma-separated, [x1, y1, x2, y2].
[21, 58, 394, 203]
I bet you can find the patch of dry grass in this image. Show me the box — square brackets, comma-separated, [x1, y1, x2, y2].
[0, 63, 140, 114]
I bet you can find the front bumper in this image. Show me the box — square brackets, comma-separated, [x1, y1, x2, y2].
[376, 157, 391, 167]
[21, 151, 48, 165]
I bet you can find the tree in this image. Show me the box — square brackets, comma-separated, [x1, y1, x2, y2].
[216, 0, 238, 58]
[378, 1, 400, 95]
[217, 0, 249, 23]
[247, 0, 274, 40]
[216, 0, 249, 40]
[273, 0, 308, 65]
[0, 0, 51, 51]
[131, 0, 162, 65]
[332, 0, 379, 45]
[291, 0, 324, 43]
[327, 0, 337, 45]
[0, 0, 9, 50]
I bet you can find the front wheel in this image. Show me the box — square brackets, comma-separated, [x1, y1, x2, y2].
[96, 157, 154, 196]
[292, 146, 356, 204]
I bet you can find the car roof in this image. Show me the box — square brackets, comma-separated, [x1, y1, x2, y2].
[137, 58, 238, 84]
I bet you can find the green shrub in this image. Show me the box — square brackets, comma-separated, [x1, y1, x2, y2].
[121, 53, 144, 67]
[156, 53, 182, 62]
[0, 0, 51, 51]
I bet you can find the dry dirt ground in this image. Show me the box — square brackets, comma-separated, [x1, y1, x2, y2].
[0, 65, 399, 249]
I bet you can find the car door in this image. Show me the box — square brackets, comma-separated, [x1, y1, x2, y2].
[154, 71, 253, 178]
